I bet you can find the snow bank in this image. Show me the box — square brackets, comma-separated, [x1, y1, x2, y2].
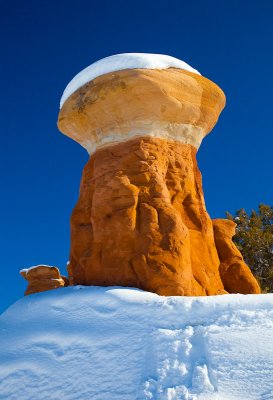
[60, 53, 200, 108]
[1, 287, 273, 400]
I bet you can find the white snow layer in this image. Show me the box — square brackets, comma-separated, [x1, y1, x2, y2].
[60, 53, 201, 108]
[1, 287, 273, 400]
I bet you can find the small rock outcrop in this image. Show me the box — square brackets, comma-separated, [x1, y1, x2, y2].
[213, 219, 260, 294]
[20, 265, 69, 296]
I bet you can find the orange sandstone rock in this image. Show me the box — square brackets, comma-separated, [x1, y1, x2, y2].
[20, 265, 69, 296]
[68, 136, 225, 296]
[212, 219, 261, 294]
[58, 68, 225, 154]
[57, 56, 257, 296]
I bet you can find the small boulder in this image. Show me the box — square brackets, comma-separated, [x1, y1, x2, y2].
[20, 265, 69, 296]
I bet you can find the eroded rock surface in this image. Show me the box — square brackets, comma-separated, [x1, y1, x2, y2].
[20, 265, 69, 296]
[58, 67, 226, 154]
[213, 219, 260, 294]
[56, 55, 259, 296]
[68, 136, 227, 296]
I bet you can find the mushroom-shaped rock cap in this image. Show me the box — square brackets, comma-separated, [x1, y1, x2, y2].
[58, 53, 225, 154]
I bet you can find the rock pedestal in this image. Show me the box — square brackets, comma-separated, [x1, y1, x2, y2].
[67, 136, 226, 296]
[57, 58, 260, 296]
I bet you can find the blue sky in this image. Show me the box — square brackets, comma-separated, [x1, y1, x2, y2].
[1, 0, 272, 313]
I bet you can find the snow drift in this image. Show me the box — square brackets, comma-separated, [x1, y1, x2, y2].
[1, 287, 273, 400]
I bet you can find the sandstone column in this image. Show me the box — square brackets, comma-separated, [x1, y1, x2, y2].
[213, 219, 261, 294]
[57, 54, 259, 296]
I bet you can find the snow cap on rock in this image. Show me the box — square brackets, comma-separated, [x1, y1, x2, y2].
[60, 53, 200, 107]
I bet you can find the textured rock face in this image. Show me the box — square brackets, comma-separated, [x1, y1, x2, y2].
[58, 59, 258, 296]
[212, 219, 261, 294]
[58, 68, 225, 154]
[68, 136, 226, 296]
[20, 266, 69, 296]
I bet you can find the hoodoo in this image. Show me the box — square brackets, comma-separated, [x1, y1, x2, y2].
[57, 53, 260, 296]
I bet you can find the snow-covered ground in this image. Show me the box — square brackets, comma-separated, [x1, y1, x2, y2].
[60, 53, 200, 107]
[1, 287, 273, 400]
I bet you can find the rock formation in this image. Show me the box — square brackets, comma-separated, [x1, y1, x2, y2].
[20, 265, 69, 296]
[213, 219, 261, 294]
[67, 137, 228, 296]
[56, 53, 260, 296]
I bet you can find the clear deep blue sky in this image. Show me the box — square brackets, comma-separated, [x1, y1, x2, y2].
[1, 0, 272, 313]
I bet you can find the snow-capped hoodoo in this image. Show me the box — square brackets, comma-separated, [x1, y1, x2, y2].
[57, 53, 260, 298]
